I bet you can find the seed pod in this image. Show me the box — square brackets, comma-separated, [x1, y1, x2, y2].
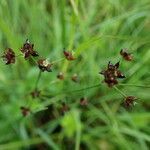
[57, 72, 64, 80]
[63, 50, 75, 61]
[2, 48, 15, 65]
[61, 103, 69, 114]
[80, 97, 88, 106]
[37, 59, 52, 72]
[71, 73, 79, 83]
[124, 96, 137, 107]
[20, 106, 30, 116]
[100, 61, 125, 87]
[31, 90, 41, 98]
[21, 39, 39, 59]
[120, 49, 133, 61]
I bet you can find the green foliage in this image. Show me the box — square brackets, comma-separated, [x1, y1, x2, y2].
[0, 0, 150, 149]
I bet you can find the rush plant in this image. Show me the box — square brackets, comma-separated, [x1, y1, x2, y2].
[0, 0, 149, 150]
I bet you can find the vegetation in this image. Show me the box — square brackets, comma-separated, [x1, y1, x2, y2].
[0, 0, 150, 149]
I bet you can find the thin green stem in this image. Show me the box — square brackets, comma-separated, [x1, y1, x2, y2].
[113, 86, 127, 98]
[119, 83, 150, 88]
[51, 58, 65, 64]
[35, 70, 42, 90]
[30, 57, 38, 65]
[0, 137, 44, 149]
[41, 83, 101, 98]
[16, 54, 23, 57]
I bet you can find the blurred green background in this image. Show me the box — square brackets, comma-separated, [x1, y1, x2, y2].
[0, 0, 150, 149]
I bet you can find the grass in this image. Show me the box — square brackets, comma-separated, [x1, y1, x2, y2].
[0, 0, 150, 149]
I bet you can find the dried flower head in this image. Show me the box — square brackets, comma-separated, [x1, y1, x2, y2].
[31, 90, 41, 98]
[2, 48, 15, 65]
[63, 50, 75, 61]
[120, 49, 133, 61]
[80, 97, 88, 106]
[37, 59, 52, 72]
[61, 102, 69, 114]
[20, 106, 30, 116]
[71, 73, 79, 83]
[57, 72, 64, 80]
[124, 96, 137, 107]
[21, 39, 39, 59]
[100, 61, 125, 87]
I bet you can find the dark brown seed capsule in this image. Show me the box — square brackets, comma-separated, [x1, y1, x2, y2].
[80, 97, 88, 106]
[20, 39, 39, 59]
[20, 106, 30, 116]
[2, 48, 15, 65]
[57, 72, 64, 80]
[30, 90, 41, 98]
[120, 49, 133, 61]
[71, 73, 79, 83]
[63, 50, 75, 61]
[37, 59, 52, 72]
[100, 61, 125, 87]
[124, 96, 137, 107]
[61, 103, 69, 114]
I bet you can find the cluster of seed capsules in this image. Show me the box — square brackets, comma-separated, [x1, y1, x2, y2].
[1, 39, 76, 70]
[1, 40, 137, 116]
[1, 39, 85, 116]
[100, 49, 137, 108]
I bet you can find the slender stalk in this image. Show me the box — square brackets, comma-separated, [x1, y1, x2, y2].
[16, 54, 23, 57]
[0, 137, 44, 149]
[0, 54, 23, 58]
[30, 57, 38, 65]
[119, 83, 150, 88]
[35, 70, 42, 90]
[41, 83, 101, 98]
[113, 86, 127, 98]
[51, 57, 65, 64]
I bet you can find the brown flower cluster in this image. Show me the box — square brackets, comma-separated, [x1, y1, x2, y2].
[120, 49, 133, 61]
[63, 50, 75, 61]
[20, 106, 30, 116]
[37, 59, 52, 72]
[20, 39, 39, 59]
[124, 96, 137, 107]
[1, 39, 140, 116]
[57, 72, 64, 80]
[31, 90, 41, 98]
[80, 97, 88, 106]
[100, 61, 125, 87]
[2, 48, 15, 65]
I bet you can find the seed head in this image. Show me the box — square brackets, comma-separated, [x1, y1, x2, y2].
[57, 72, 64, 80]
[124, 96, 137, 107]
[20, 106, 30, 116]
[80, 97, 88, 106]
[31, 90, 41, 98]
[37, 59, 52, 72]
[2, 48, 15, 65]
[100, 61, 125, 87]
[120, 49, 133, 61]
[61, 102, 69, 114]
[21, 39, 39, 59]
[71, 73, 79, 83]
[63, 50, 75, 61]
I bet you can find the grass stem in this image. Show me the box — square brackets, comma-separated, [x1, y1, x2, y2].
[119, 83, 150, 88]
[113, 86, 127, 98]
[35, 70, 42, 90]
[41, 83, 101, 98]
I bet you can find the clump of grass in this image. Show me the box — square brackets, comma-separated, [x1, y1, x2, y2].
[0, 0, 150, 149]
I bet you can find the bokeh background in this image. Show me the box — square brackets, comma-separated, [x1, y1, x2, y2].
[0, 0, 150, 149]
